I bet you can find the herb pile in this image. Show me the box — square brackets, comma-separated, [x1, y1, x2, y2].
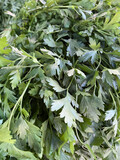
[1, 0, 120, 159]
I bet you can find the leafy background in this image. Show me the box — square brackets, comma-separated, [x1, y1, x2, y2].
[1, 0, 120, 159]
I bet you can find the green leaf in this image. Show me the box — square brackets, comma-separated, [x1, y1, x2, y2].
[102, 71, 113, 87]
[104, 11, 120, 30]
[27, 121, 41, 153]
[0, 56, 12, 67]
[0, 127, 15, 144]
[16, 117, 29, 140]
[0, 37, 11, 54]
[0, 143, 37, 160]
[105, 110, 116, 121]
[44, 35, 56, 47]
[51, 92, 83, 127]
[39, 120, 48, 158]
[60, 127, 76, 154]
[80, 96, 104, 122]
[47, 77, 65, 92]
[45, 58, 60, 76]
[24, 67, 44, 79]
[85, 144, 97, 160]
[88, 70, 99, 85]
[29, 85, 39, 96]
[67, 68, 86, 78]
[89, 38, 100, 50]
[67, 39, 79, 57]
[81, 50, 98, 64]
[4, 87, 16, 103]
[108, 68, 120, 76]
[9, 70, 21, 89]
[113, 117, 118, 136]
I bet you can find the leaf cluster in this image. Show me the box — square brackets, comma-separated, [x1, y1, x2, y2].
[1, 0, 120, 159]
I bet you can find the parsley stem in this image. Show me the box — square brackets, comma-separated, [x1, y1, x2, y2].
[67, 75, 74, 91]
[8, 80, 30, 130]
[75, 127, 97, 160]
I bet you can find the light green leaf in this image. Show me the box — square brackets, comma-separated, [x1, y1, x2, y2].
[0, 56, 12, 67]
[0, 127, 15, 144]
[79, 9, 86, 20]
[105, 110, 116, 121]
[9, 70, 21, 89]
[39, 0, 46, 5]
[45, 58, 60, 76]
[67, 68, 86, 77]
[113, 117, 118, 136]
[44, 35, 56, 47]
[67, 69, 74, 77]
[108, 68, 120, 76]
[75, 69, 86, 77]
[0, 37, 11, 54]
[85, 144, 97, 160]
[51, 92, 83, 127]
[61, 127, 76, 154]
[47, 77, 65, 92]
[104, 11, 120, 30]
[39, 120, 48, 158]
[4, 87, 16, 103]
[0, 143, 37, 160]
[89, 38, 100, 50]
[29, 85, 39, 96]
[24, 67, 43, 79]
[17, 117, 29, 140]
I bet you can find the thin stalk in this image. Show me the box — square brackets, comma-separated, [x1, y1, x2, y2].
[67, 75, 74, 91]
[75, 127, 97, 160]
[8, 80, 30, 130]
[2, 65, 40, 70]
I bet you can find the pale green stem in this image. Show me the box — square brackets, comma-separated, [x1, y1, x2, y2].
[8, 80, 30, 130]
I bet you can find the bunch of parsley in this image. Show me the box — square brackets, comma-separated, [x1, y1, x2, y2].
[1, 0, 120, 159]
